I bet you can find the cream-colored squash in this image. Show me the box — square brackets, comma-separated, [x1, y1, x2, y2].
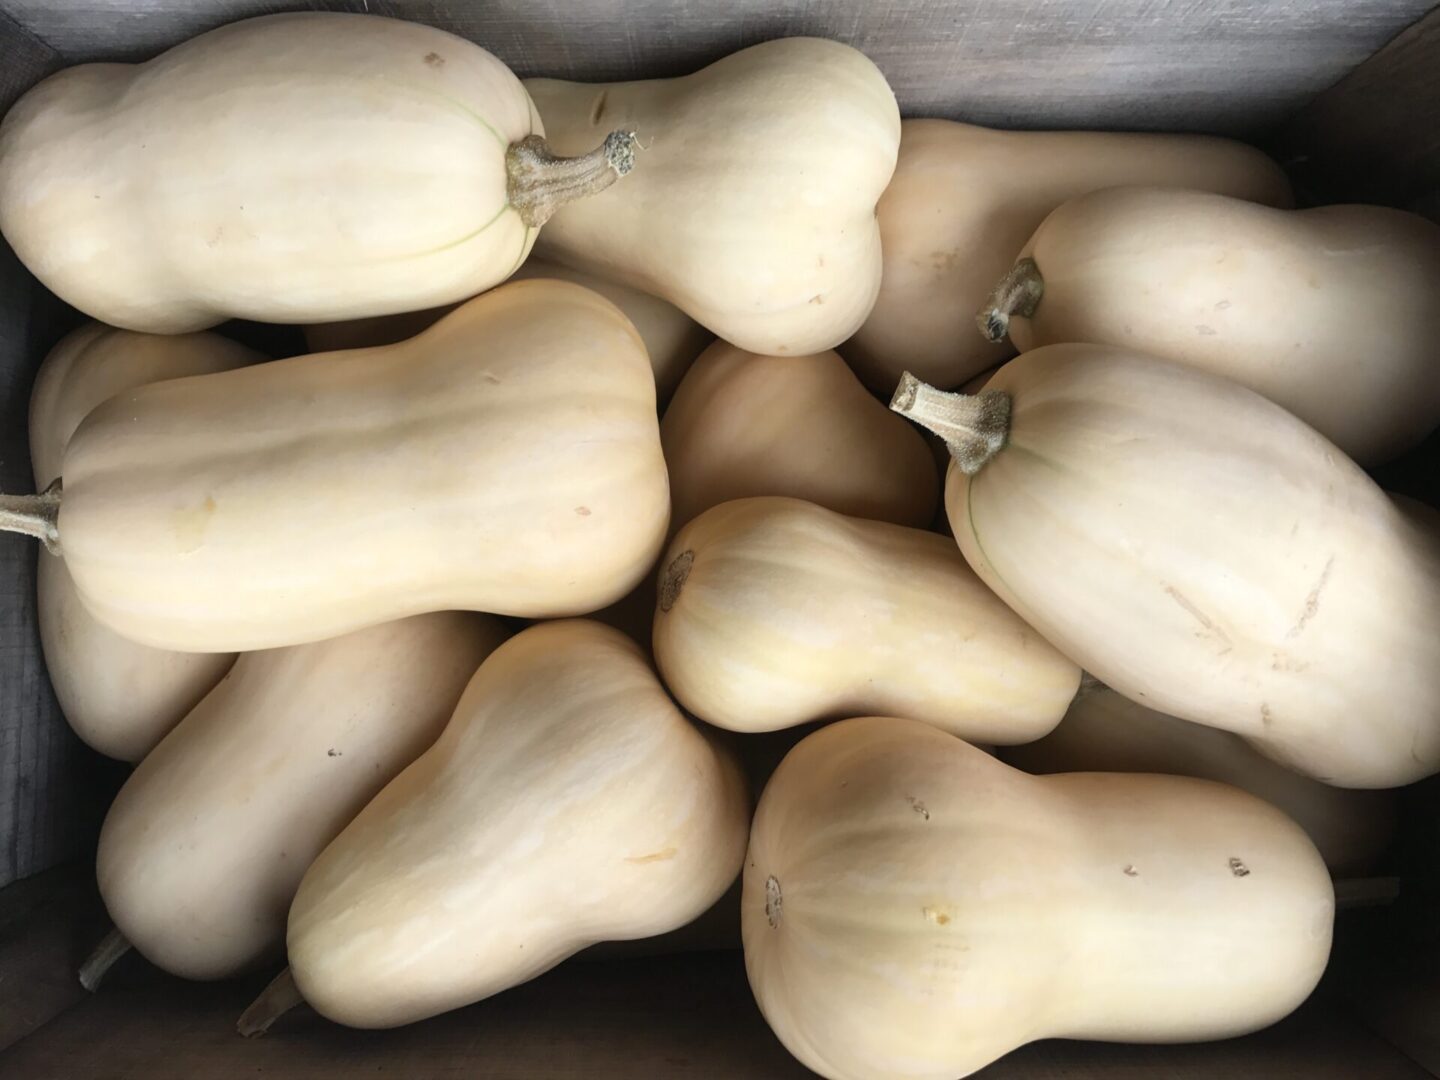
[0, 280, 668, 652]
[1003, 684, 1396, 876]
[525, 38, 900, 355]
[654, 497, 1079, 738]
[280, 619, 748, 1029]
[662, 342, 936, 531]
[744, 716, 1333, 1080]
[843, 119, 1291, 394]
[891, 344, 1440, 787]
[31, 323, 259, 761]
[980, 186, 1440, 464]
[302, 256, 711, 405]
[95, 612, 506, 982]
[0, 13, 636, 333]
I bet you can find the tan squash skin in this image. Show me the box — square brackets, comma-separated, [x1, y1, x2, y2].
[662, 342, 937, 532]
[287, 620, 749, 1029]
[1000, 186, 1440, 464]
[909, 344, 1440, 788]
[44, 280, 668, 652]
[302, 256, 712, 405]
[31, 324, 259, 761]
[525, 38, 901, 355]
[653, 497, 1079, 738]
[1002, 685, 1397, 876]
[0, 14, 604, 333]
[844, 119, 1290, 395]
[97, 612, 506, 981]
[744, 717, 1333, 1080]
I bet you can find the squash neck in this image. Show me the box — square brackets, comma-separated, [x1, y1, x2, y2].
[977, 257, 1044, 343]
[506, 131, 639, 228]
[0, 479, 62, 553]
[890, 374, 1011, 476]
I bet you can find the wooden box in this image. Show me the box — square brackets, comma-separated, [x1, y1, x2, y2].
[0, 2, 1436, 1076]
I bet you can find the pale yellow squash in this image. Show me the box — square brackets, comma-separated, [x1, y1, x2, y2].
[843, 119, 1291, 394]
[662, 342, 936, 531]
[283, 619, 749, 1028]
[31, 323, 259, 761]
[1003, 684, 1396, 876]
[653, 497, 1079, 738]
[0, 13, 636, 333]
[0, 280, 669, 651]
[744, 716, 1333, 1080]
[525, 38, 901, 355]
[302, 256, 711, 404]
[96, 612, 506, 981]
[982, 186, 1440, 464]
[892, 344, 1440, 787]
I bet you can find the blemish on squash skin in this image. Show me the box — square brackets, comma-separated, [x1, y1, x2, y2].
[424, 52, 445, 68]
[1286, 555, 1334, 639]
[765, 876, 783, 928]
[809, 294, 824, 305]
[1260, 704, 1275, 728]
[659, 550, 694, 612]
[922, 906, 952, 925]
[906, 796, 930, 821]
[626, 847, 677, 864]
[1195, 324, 1217, 336]
[1123, 865, 1139, 877]
[574, 506, 592, 516]
[1229, 858, 1251, 878]
[589, 90, 609, 126]
[1162, 584, 1232, 654]
[173, 495, 217, 554]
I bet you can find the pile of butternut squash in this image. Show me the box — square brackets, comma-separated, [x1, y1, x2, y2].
[1, 12, 1436, 1080]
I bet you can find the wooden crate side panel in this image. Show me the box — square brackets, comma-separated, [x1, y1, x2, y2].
[0, 0, 1433, 135]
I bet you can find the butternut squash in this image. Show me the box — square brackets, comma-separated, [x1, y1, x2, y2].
[31, 323, 258, 761]
[979, 186, 1440, 464]
[745, 716, 1333, 1080]
[302, 256, 711, 405]
[892, 344, 1440, 787]
[653, 497, 1079, 738]
[94, 612, 506, 982]
[0, 280, 669, 652]
[525, 39, 901, 355]
[843, 119, 1291, 394]
[662, 342, 936, 531]
[272, 619, 748, 1029]
[0, 13, 636, 333]
[1003, 683, 1396, 876]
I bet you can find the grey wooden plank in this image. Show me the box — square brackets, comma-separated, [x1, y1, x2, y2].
[0, 0, 1433, 135]
[1274, 4, 1440, 212]
[0, 948, 1429, 1080]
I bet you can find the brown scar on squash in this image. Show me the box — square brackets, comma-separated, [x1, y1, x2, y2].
[424, 52, 445, 67]
[906, 796, 930, 821]
[626, 847, 677, 864]
[1162, 584, 1232, 653]
[590, 90, 609, 126]
[1286, 555, 1334, 639]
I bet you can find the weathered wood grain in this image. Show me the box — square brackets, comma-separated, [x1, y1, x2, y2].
[2, 0, 1433, 135]
[0, 948, 1431, 1080]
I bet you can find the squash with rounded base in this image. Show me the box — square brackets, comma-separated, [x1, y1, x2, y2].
[0, 13, 636, 333]
[273, 620, 749, 1029]
[890, 344, 1440, 788]
[744, 716, 1333, 1080]
[525, 38, 900, 355]
[0, 280, 669, 652]
[653, 496, 1079, 739]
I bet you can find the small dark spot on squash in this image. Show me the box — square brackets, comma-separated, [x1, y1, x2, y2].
[574, 506, 592, 516]
[809, 294, 824, 305]
[906, 796, 930, 821]
[424, 52, 445, 67]
[327, 748, 341, 758]
[1229, 857, 1250, 877]
[589, 90, 609, 126]
[1123, 865, 1138, 877]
